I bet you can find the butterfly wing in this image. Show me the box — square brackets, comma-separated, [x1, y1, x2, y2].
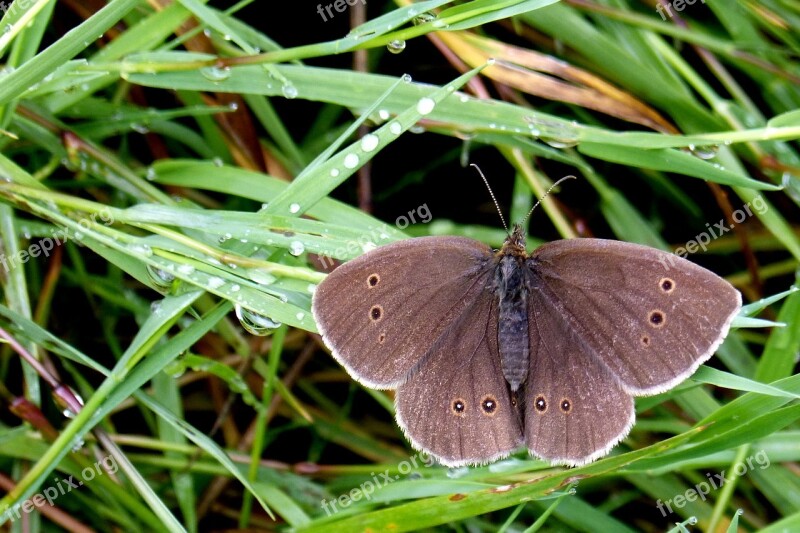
[311, 236, 494, 389]
[396, 290, 524, 466]
[523, 287, 635, 465]
[528, 238, 741, 395]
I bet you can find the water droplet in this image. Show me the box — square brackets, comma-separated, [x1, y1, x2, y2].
[361, 242, 377, 252]
[542, 137, 579, 148]
[129, 243, 153, 257]
[207, 276, 225, 289]
[344, 153, 360, 169]
[387, 40, 406, 54]
[416, 97, 435, 115]
[459, 94, 469, 103]
[248, 269, 277, 285]
[164, 359, 186, 378]
[487, 57, 496, 65]
[401, 74, 412, 83]
[690, 144, 719, 160]
[378, 109, 390, 120]
[389, 121, 402, 135]
[146, 264, 175, 291]
[212, 157, 224, 167]
[131, 123, 149, 134]
[146, 167, 157, 181]
[282, 84, 298, 99]
[235, 304, 281, 336]
[289, 203, 301, 214]
[360, 133, 379, 152]
[296, 311, 305, 321]
[413, 12, 436, 25]
[446, 467, 470, 479]
[177, 264, 195, 275]
[307, 283, 317, 294]
[201, 66, 231, 82]
[330, 168, 340, 177]
[409, 125, 425, 134]
[289, 241, 305, 256]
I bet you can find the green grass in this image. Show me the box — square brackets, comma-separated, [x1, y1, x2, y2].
[0, 0, 798, 531]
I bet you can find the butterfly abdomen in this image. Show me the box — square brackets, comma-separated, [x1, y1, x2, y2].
[495, 255, 530, 392]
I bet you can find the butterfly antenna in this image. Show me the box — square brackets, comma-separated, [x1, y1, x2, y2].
[471, 163, 509, 233]
[521, 175, 576, 227]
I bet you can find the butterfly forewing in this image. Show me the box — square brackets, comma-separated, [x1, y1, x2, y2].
[311, 236, 495, 389]
[529, 239, 741, 395]
[396, 291, 523, 466]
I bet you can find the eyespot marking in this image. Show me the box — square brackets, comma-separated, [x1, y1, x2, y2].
[641, 335, 650, 346]
[534, 395, 547, 413]
[560, 398, 572, 413]
[649, 310, 665, 328]
[451, 399, 466, 416]
[481, 395, 498, 416]
[370, 305, 383, 322]
[367, 274, 380, 288]
[659, 277, 675, 293]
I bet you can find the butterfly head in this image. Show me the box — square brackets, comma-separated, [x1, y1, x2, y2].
[499, 224, 528, 258]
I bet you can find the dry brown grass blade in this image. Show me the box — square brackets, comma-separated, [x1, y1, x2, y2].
[438, 31, 677, 133]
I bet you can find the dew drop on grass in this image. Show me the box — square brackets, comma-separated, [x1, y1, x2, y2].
[389, 121, 402, 135]
[417, 97, 435, 115]
[235, 304, 281, 336]
[289, 241, 305, 256]
[282, 84, 298, 99]
[146, 264, 175, 291]
[289, 202, 301, 214]
[690, 144, 719, 160]
[248, 269, 277, 285]
[413, 12, 436, 25]
[207, 276, 225, 290]
[361, 133, 379, 152]
[344, 153, 360, 169]
[378, 109, 390, 120]
[330, 168, 340, 177]
[201, 66, 231, 82]
[387, 40, 406, 54]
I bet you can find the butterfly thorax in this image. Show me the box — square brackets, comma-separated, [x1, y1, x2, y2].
[494, 227, 531, 392]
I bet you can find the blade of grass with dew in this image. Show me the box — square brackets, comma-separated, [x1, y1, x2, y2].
[296, 427, 705, 531]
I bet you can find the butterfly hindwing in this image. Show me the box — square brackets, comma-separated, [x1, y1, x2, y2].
[523, 283, 635, 465]
[396, 291, 524, 466]
[312, 236, 494, 389]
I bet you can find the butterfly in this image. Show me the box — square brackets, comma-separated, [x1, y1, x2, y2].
[311, 224, 741, 466]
